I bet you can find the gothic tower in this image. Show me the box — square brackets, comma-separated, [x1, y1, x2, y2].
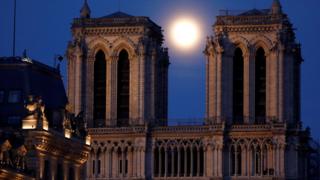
[66, 1, 169, 128]
[205, 0, 302, 126]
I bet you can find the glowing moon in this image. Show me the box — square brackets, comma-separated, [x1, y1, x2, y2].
[170, 18, 200, 50]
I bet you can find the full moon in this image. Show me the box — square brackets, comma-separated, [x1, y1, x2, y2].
[170, 18, 200, 50]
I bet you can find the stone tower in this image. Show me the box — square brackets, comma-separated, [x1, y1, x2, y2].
[205, 0, 302, 126]
[66, 1, 169, 128]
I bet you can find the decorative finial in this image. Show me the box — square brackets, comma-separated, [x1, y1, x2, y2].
[270, 0, 282, 14]
[80, 0, 91, 18]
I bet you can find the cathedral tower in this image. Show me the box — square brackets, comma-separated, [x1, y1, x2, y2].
[66, 1, 169, 128]
[205, 0, 302, 126]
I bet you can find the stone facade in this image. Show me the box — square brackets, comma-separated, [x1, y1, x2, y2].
[67, 0, 310, 179]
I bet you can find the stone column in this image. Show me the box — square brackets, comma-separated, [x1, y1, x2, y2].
[106, 149, 111, 178]
[205, 48, 217, 121]
[216, 52, 223, 122]
[63, 160, 69, 180]
[141, 148, 145, 178]
[74, 164, 80, 180]
[197, 148, 200, 176]
[86, 56, 95, 127]
[159, 148, 162, 176]
[243, 53, 252, 123]
[164, 148, 168, 177]
[133, 148, 137, 177]
[95, 153, 99, 177]
[128, 147, 133, 177]
[218, 146, 222, 177]
[171, 149, 175, 177]
[247, 148, 251, 177]
[242, 147, 247, 176]
[37, 153, 45, 180]
[279, 145, 285, 177]
[112, 149, 117, 178]
[50, 157, 57, 180]
[110, 57, 118, 124]
[278, 47, 285, 122]
[138, 52, 146, 122]
[106, 57, 112, 124]
[121, 148, 125, 177]
[74, 52, 82, 115]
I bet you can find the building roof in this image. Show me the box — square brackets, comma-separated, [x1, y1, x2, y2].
[0, 56, 67, 108]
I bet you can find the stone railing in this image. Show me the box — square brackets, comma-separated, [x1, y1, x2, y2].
[88, 126, 147, 135]
[215, 13, 284, 25]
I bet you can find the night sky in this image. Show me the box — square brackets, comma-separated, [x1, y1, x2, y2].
[0, 0, 319, 138]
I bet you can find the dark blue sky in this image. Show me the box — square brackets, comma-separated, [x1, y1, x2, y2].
[0, 0, 319, 138]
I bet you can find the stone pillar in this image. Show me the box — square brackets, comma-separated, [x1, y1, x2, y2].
[128, 147, 133, 177]
[216, 52, 223, 122]
[242, 147, 247, 176]
[138, 52, 146, 122]
[63, 161, 69, 180]
[50, 157, 57, 180]
[171, 149, 175, 177]
[86, 56, 95, 127]
[278, 47, 285, 122]
[121, 148, 125, 177]
[243, 53, 252, 123]
[159, 148, 162, 176]
[133, 148, 137, 177]
[37, 153, 45, 180]
[74, 52, 82, 115]
[218, 146, 222, 177]
[110, 57, 118, 124]
[74, 164, 80, 180]
[197, 148, 200, 176]
[213, 147, 217, 176]
[279, 145, 285, 177]
[106, 149, 111, 178]
[247, 148, 251, 177]
[205, 49, 217, 120]
[164, 148, 168, 177]
[141, 148, 145, 178]
[112, 149, 117, 178]
[106, 57, 112, 124]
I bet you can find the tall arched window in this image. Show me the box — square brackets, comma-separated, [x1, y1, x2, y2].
[233, 48, 244, 123]
[94, 50, 106, 127]
[117, 50, 130, 126]
[255, 48, 266, 123]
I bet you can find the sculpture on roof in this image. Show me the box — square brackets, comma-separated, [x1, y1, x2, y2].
[22, 95, 49, 130]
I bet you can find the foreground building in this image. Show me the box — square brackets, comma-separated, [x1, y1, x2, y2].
[0, 56, 90, 180]
[67, 0, 310, 179]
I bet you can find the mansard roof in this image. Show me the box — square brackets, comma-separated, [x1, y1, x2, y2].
[0, 56, 68, 109]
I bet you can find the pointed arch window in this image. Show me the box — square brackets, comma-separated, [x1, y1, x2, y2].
[117, 50, 130, 126]
[233, 48, 244, 123]
[94, 50, 106, 127]
[255, 48, 266, 123]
